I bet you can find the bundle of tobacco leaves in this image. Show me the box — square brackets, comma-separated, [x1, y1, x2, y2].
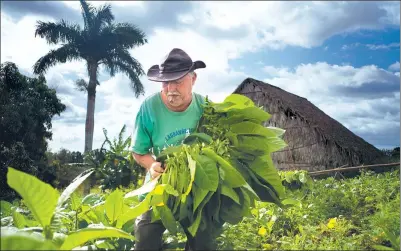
[124, 94, 287, 238]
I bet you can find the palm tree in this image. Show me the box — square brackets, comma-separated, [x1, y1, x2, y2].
[33, 0, 147, 153]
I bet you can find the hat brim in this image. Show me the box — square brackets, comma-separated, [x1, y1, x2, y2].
[147, 60, 206, 82]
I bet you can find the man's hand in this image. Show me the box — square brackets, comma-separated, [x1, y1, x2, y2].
[149, 162, 165, 179]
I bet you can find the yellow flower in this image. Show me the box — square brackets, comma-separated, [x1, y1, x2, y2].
[258, 226, 267, 236]
[327, 218, 337, 229]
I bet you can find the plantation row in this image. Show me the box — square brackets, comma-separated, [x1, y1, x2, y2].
[1, 166, 399, 250]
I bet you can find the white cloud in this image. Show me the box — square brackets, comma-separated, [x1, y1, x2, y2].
[366, 42, 400, 50]
[389, 61, 400, 72]
[187, 1, 399, 50]
[1, 11, 87, 76]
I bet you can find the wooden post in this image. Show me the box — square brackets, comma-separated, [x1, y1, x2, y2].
[309, 162, 400, 177]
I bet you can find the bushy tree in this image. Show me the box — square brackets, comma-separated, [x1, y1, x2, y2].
[46, 149, 84, 165]
[0, 62, 66, 201]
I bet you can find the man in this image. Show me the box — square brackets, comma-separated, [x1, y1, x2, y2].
[131, 48, 219, 250]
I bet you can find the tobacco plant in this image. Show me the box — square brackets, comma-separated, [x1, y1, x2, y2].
[0, 168, 135, 250]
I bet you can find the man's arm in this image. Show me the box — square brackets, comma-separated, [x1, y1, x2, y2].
[132, 152, 164, 179]
[132, 152, 156, 170]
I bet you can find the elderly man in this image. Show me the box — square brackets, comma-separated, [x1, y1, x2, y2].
[131, 48, 220, 250]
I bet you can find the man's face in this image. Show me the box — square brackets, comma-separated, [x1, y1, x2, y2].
[162, 72, 196, 108]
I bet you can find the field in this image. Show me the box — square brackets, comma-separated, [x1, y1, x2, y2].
[1, 167, 399, 250]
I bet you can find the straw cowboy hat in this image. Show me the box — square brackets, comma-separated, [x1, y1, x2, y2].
[147, 48, 206, 82]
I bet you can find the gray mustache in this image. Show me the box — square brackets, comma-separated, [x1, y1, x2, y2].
[167, 92, 181, 96]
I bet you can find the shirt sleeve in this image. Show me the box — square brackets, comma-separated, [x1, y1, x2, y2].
[131, 104, 153, 155]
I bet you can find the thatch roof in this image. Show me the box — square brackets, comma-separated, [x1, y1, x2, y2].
[233, 78, 384, 162]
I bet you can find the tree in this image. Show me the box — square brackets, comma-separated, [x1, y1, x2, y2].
[33, 0, 147, 153]
[46, 148, 84, 164]
[0, 62, 66, 201]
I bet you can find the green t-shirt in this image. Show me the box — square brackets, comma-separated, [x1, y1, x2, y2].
[131, 92, 206, 200]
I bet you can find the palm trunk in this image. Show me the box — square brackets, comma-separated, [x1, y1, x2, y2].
[84, 62, 98, 153]
[84, 62, 98, 195]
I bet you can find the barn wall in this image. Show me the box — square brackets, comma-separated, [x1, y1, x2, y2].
[237, 83, 360, 172]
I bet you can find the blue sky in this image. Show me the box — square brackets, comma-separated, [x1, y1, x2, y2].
[1, 1, 400, 152]
[231, 28, 400, 76]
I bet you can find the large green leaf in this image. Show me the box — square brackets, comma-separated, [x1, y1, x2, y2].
[221, 184, 240, 205]
[223, 94, 255, 109]
[210, 101, 236, 112]
[238, 161, 282, 205]
[7, 167, 59, 227]
[222, 107, 271, 124]
[194, 155, 219, 192]
[201, 148, 246, 188]
[230, 121, 279, 138]
[116, 195, 151, 228]
[156, 205, 178, 235]
[60, 225, 135, 250]
[183, 152, 196, 197]
[187, 191, 214, 237]
[249, 175, 281, 205]
[192, 184, 209, 213]
[70, 192, 82, 211]
[12, 209, 27, 229]
[241, 183, 260, 201]
[219, 196, 243, 224]
[235, 135, 287, 154]
[1, 230, 56, 250]
[57, 169, 94, 209]
[105, 189, 124, 225]
[178, 194, 192, 221]
[266, 126, 286, 137]
[238, 188, 252, 217]
[248, 155, 285, 199]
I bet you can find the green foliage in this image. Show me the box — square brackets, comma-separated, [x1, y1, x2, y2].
[7, 167, 59, 228]
[279, 170, 313, 190]
[84, 125, 145, 191]
[213, 169, 400, 250]
[0, 62, 66, 201]
[1, 166, 135, 250]
[2, 166, 399, 250]
[46, 149, 84, 165]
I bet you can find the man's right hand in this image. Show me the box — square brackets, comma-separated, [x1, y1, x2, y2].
[149, 162, 165, 179]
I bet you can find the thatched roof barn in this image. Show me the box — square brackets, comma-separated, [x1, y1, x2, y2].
[233, 78, 385, 172]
